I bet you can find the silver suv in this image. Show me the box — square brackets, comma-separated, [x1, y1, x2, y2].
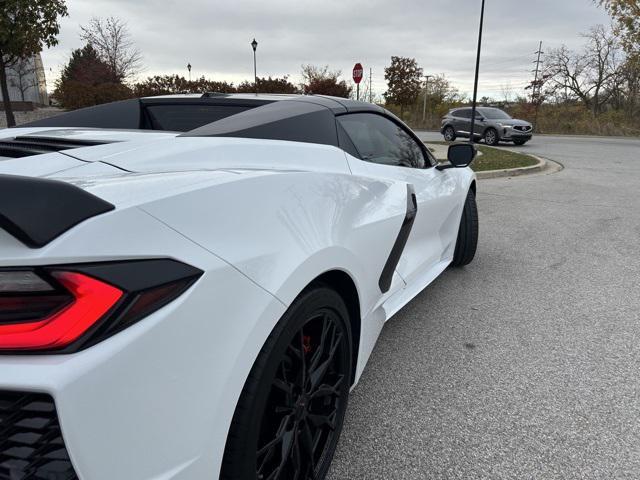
[441, 107, 533, 146]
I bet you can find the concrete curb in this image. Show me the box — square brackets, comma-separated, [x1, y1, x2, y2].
[475, 154, 562, 179]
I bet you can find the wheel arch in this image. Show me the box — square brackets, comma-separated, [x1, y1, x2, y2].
[443, 123, 456, 134]
[307, 269, 361, 386]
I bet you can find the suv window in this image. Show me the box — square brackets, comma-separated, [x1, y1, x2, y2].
[478, 107, 512, 120]
[337, 113, 427, 168]
[452, 109, 468, 118]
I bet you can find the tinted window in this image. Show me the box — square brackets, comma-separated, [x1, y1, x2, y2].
[337, 113, 427, 168]
[145, 104, 253, 131]
[456, 109, 471, 119]
[479, 108, 512, 120]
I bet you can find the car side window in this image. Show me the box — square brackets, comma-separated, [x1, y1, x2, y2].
[457, 109, 471, 119]
[337, 113, 427, 169]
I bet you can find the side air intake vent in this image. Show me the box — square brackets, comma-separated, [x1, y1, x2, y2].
[0, 390, 79, 480]
[0, 136, 109, 159]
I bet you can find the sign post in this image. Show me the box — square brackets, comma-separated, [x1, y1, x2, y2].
[352, 63, 363, 101]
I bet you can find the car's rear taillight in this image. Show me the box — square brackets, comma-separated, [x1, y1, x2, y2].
[0, 271, 122, 350]
[0, 259, 202, 353]
[0, 271, 73, 323]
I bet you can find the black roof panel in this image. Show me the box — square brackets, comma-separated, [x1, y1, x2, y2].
[18, 94, 387, 146]
[181, 99, 339, 147]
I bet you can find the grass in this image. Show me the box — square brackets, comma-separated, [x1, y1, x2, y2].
[428, 141, 539, 172]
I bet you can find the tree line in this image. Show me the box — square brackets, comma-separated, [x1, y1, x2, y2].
[385, 1, 640, 135]
[1, 0, 638, 135]
[54, 22, 355, 110]
[52, 17, 356, 109]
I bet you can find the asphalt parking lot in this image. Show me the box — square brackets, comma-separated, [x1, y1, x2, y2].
[328, 133, 640, 479]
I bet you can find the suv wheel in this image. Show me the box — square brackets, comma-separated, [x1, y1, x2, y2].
[443, 126, 456, 142]
[484, 128, 499, 146]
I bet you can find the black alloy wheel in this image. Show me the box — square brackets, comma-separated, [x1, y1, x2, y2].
[221, 287, 352, 480]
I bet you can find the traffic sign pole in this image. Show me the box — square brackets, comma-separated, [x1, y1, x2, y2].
[352, 63, 363, 101]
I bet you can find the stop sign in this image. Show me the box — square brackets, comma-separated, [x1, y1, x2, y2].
[352, 63, 363, 84]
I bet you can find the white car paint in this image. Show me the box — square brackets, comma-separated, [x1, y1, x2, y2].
[0, 126, 475, 479]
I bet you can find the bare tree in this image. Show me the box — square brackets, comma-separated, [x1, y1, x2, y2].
[80, 16, 143, 82]
[8, 57, 37, 101]
[427, 74, 464, 104]
[500, 82, 514, 104]
[300, 64, 341, 84]
[299, 65, 352, 97]
[546, 25, 623, 115]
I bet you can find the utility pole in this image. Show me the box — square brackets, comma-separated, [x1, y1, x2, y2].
[422, 75, 433, 124]
[369, 68, 372, 103]
[468, 0, 485, 145]
[532, 41, 543, 132]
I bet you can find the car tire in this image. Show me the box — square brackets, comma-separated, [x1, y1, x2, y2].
[443, 126, 456, 141]
[451, 189, 478, 267]
[220, 286, 352, 480]
[513, 139, 528, 146]
[483, 128, 499, 146]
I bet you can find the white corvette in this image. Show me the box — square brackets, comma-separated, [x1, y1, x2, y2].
[0, 94, 478, 480]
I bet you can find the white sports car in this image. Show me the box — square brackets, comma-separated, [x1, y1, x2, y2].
[0, 94, 478, 480]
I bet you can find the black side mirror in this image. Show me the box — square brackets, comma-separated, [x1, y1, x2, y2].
[436, 143, 476, 170]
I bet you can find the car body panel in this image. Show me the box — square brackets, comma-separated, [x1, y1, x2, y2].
[0, 94, 476, 479]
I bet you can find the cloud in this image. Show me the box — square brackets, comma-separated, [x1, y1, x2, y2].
[42, 0, 610, 98]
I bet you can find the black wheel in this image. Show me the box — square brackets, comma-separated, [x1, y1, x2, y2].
[451, 189, 478, 267]
[221, 286, 352, 480]
[513, 139, 528, 146]
[443, 126, 456, 142]
[483, 128, 499, 146]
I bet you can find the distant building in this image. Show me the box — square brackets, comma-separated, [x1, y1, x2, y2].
[0, 53, 49, 106]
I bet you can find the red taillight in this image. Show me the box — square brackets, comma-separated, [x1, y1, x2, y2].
[0, 271, 123, 350]
[0, 259, 202, 353]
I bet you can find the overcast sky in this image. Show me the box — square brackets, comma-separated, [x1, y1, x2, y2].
[41, 0, 610, 99]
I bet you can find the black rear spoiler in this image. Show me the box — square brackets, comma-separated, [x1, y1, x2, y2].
[0, 175, 114, 248]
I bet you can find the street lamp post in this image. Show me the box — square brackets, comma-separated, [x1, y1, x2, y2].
[251, 38, 258, 94]
[422, 75, 433, 124]
[187, 63, 191, 82]
[468, 0, 486, 144]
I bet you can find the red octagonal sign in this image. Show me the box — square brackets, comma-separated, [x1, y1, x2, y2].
[352, 63, 363, 84]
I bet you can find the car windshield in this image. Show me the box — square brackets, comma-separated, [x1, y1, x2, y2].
[480, 108, 512, 120]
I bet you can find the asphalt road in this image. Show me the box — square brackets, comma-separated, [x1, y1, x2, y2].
[328, 133, 640, 479]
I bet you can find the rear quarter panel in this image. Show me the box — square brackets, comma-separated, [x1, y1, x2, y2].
[140, 169, 409, 319]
